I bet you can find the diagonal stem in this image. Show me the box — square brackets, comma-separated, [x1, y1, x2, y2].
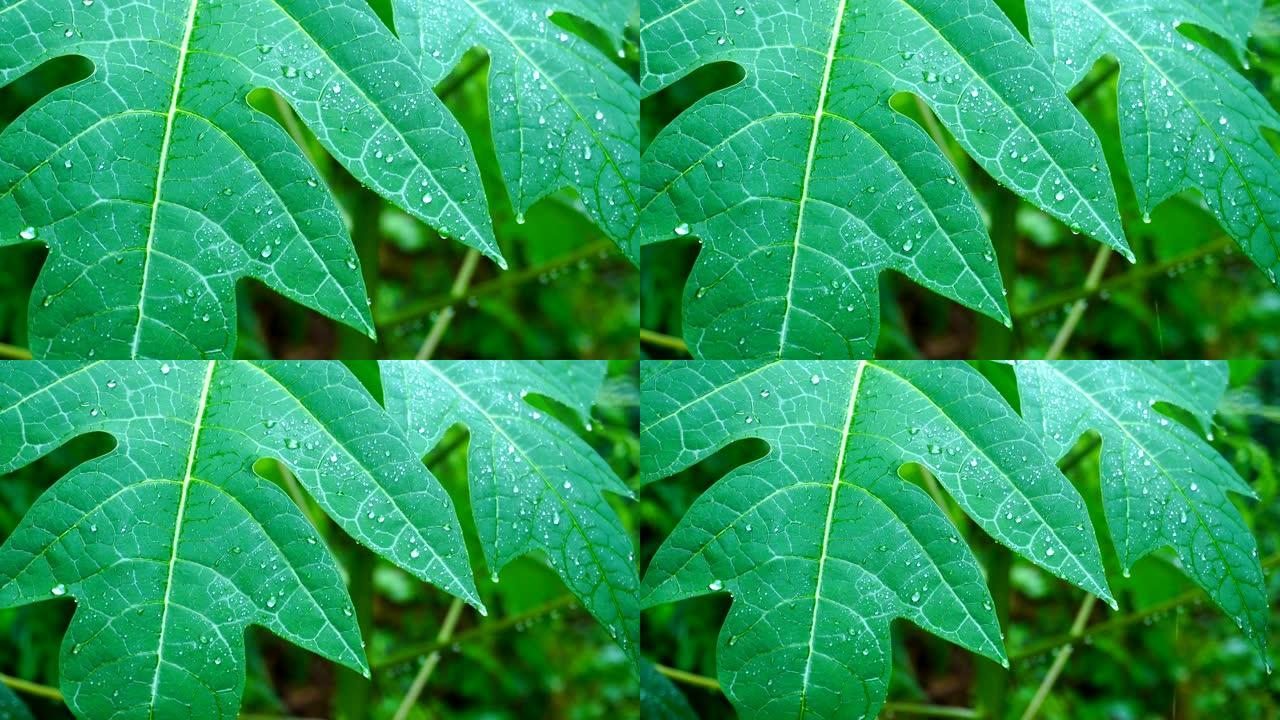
[415, 249, 482, 360]
[639, 329, 690, 355]
[0, 343, 32, 359]
[1045, 246, 1112, 359]
[1019, 594, 1098, 720]
[392, 598, 466, 720]
[652, 665, 983, 718]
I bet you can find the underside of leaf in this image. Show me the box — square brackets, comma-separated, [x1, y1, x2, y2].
[1016, 360, 1269, 656]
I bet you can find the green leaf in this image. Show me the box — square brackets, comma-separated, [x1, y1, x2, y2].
[640, 659, 699, 720]
[641, 360, 1112, 720]
[0, 0, 499, 359]
[0, 361, 480, 719]
[1027, 0, 1280, 285]
[380, 360, 639, 660]
[1015, 360, 1269, 657]
[393, 0, 642, 261]
[0, 683, 33, 720]
[639, 0, 1130, 359]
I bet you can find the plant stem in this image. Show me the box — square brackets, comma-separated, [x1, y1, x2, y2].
[1, 673, 62, 701]
[0, 343, 32, 359]
[0, 671, 313, 720]
[975, 544, 1011, 719]
[639, 328, 690, 355]
[1019, 594, 1098, 720]
[1012, 552, 1280, 661]
[334, 549, 375, 720]
[373, 594, 577, 668]
[1045, 246, 1112, 359]
[436, 54, 488, 101]
[392, 598, 466, 720]
[1017, 236, 1234, 320]
[1058, 435, 1102, 473]
[271, 93, 320, 170]
[378, 240, 615, 328]
[415, 249, 481, 360]
[653, 664, 983, 718]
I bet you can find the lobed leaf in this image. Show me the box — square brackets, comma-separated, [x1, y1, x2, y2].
[1027, 0, 1280, 285]
[0, 361, 480, 719]
[393, 0, 642, 261]
[641, 360, 1112, 720]
[0, 0, 499, 358]
[380, 360, 639, 660]
[1016, 360, 1269, 657]
[639, 0, 1130, 359]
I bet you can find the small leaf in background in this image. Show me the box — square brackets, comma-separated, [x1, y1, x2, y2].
[1016, 360, 1270, 659]
[1028, 0, 1280, 286]
[381, 360, 640, 660]
[640, 659, 698, 720]
[0, 683, 32, 720]
[393, 0, 642, 262]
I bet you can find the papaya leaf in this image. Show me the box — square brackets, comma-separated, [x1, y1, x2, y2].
[1027, 0, 1280, 285]
[0, 361, 480, 719]
[1015, 360, 1269, 657]
[393, 0, 641, 262]
[641, 360, 1113, 720]
[380, 360, 639, 660]
[640, 0, 1130, 359]
[0, 0, 499, 358]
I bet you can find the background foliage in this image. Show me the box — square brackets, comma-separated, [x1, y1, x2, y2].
[0, 0, 639, 361]
[640, 360, 1280, 719]
[641, 0, 1280, 360]
[0, 360, 640, 719]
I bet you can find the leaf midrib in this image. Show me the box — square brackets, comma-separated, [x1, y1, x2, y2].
[148, 359, 214, 718]
[797, 359, 863, 719]
[779, 0, 847, 355]
[132, 0, 200, 357]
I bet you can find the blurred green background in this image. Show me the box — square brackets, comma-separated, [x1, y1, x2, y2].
[0, 361, 640, 719]
[640, 360, 1280, 720]
[0, 0, 640, 361]
[640, 0, 1280, 360]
